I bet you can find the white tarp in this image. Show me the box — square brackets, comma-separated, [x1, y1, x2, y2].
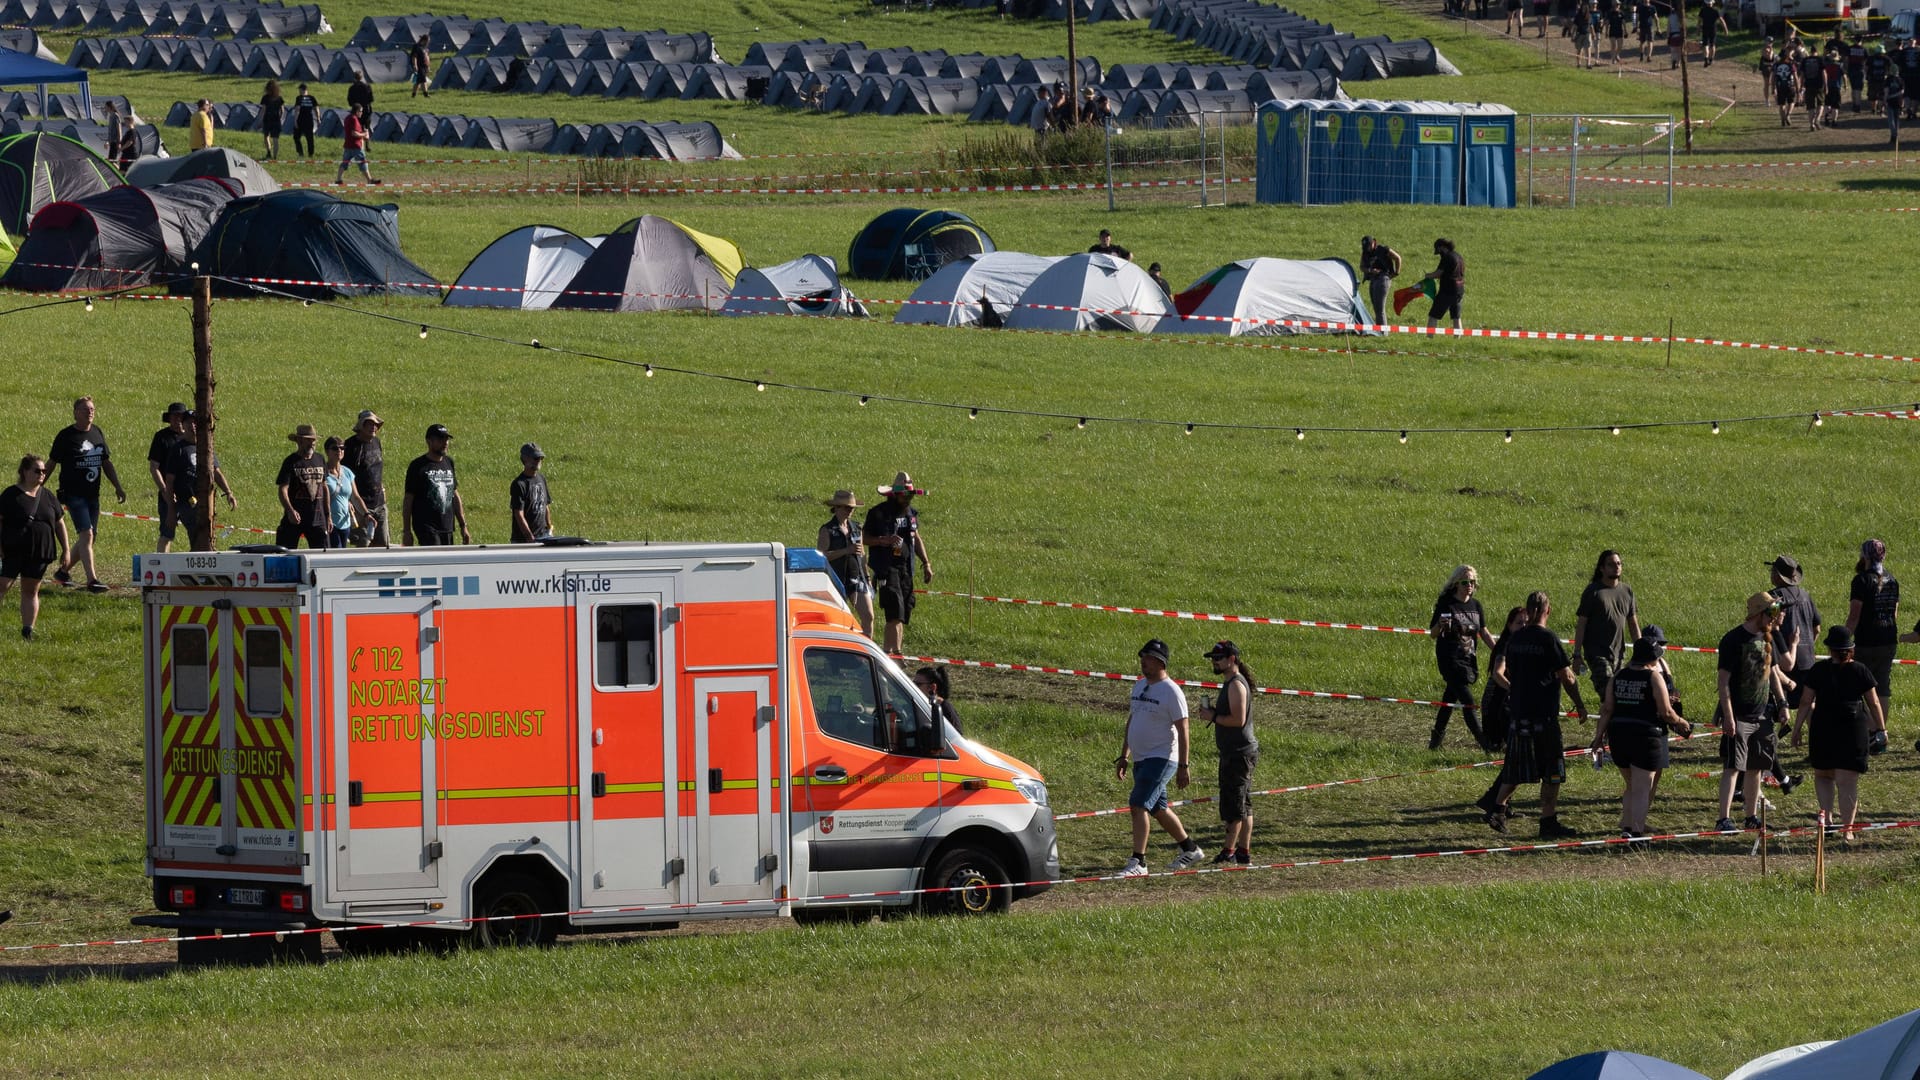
[720, 253, 866, 318]
[1164, 256, 1372, 336]
[1734, 1011, 1920, 1080]
[443, 224, 600, 310]
[894, 251, 1060, 327]
[1005, 252, 1168, 333]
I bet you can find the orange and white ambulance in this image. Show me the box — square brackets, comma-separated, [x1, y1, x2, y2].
[134, 542, 1058, 961]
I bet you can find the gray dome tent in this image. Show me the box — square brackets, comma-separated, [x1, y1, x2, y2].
[183, 188, 439, 299]
[547, 214, 742, 313]
[125, 147, 278, 194]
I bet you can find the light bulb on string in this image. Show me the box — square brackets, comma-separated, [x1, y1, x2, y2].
[1398, 430, 1408, 444]
[644, 364, 654, 377]
[1503, 430, 1513, 444]
[1184, 423, 1194, 436]
[1711, 421, 1720, 435]
[1813, 414, 1823, 426]
[755, 381, 766, 392]
[858, 395, 869, 406]
[968, 408, 978, 420]
[1610, 425, 1621, 436]
[418, 325, 427, 339]
[84, 299, 93, 312]
[1076, 418, 1087, 429]
[1295, 428, 1305, 441]
[530, 338, 542, 349]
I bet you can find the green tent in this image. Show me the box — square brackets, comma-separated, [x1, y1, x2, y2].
[0, 132, 122, 236]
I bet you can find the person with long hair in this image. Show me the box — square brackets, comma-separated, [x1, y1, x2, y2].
[1429, 565, 1497, 750]
[259, 79, 284, 160]
[913, 665, 961, 735]
[1794, 626, 1887, 842]
[1474, 605, 1529, 823]
[1591, 635, 1690, 840]
[0, 455, 69, 640]
[1198, 640, 1258, 865]
[1846, 538, 1899, 730]
[1488, 591, 1589, 838]
[1572, 549, 1640, 702]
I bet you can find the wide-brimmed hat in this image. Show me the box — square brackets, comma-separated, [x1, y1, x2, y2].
[1767, 554, 1801, 582]
[287, 423, 318, 442]
[357, 409, 383, 426]
[1826, 625, 1855, 651]
[1746, 592, 1782, 618]
[1138, 639, 1170, 664]
[825, 490, 861, 509]
[520, 442, 545, 460]
[878, 471, 926, 496]
[163, 401, 188, 420]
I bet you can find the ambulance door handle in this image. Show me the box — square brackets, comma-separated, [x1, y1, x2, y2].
[812, 766, 845, 782]
[591, 772, 606, 798]
[667, 857, 685, 879]
[708, 768, 724, 794]
[348, 781, 363, 807]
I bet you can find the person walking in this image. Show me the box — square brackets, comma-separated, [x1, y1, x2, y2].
[402, 424, 468, 547]
[1114, 639, 1207, 876]
[913, 666, 962, 735]
[1474, 605, 1530, 824]
[1421, 238, 1464, 330]
[1715, 593, 1786, 832]
[321, 436, 368, 549]
[189, 98, 215, 150]
[147, 402, 186, 553]
[1590, 635, 1690, 840]
[346, 69, 374, 115]
[1635, 0, 1657, 61]
[0, 456, 69, 640]
[508, 442, 553, 541]
[1429, 565, 1497, 750]
[1506, 0, 1525, 35]
[862, 471, 933, 655]
[274, 423, 330, 549]
[1846, 538, 1899, 729]
[1697, 0, 1726, 66]
[1768, 553, 1819, 789]
[1488, 591, 1589, 838]
[1572, 549, 1640, 702]
[49, 396, 125, 593]
[1886, 69, 1906, 146]
[159, 409, 236, 551]
[102, 99, 133, 170]
[258, 79, 284, 160]
[817, 489, 874, 637]
[1360, 235, 1400, 327]
[1793, 626, 1887, 843]
[1197, 640, 1257, 866]
[291, 82, 318, 158]
[409, 35, 433, 99]
[1801, 48, 1828, 131]
[1772, 50, 1800, 127]
[334, 103, 379, 186]
[342, 410, 387, 546]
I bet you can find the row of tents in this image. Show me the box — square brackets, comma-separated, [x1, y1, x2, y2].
[345, 16, 717, 63]
[70, 39, 413, 82]
[0, 136, 275, 238]
[1149, 0, 1461, 77]
[0, 0, 324, 38]
[162, 101, 741, 158]
[0, 28, 56, 60]
[0, 114, 164, 158]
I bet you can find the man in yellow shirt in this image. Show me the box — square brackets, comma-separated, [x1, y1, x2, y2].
[189, 99, 215, 150]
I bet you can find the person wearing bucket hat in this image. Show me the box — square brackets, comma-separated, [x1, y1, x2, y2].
[147, 403, 190, 552]
[403, 424, 468, 547]
[1114, 639, 1205, 876]
[1198, 640, 1258, 865]
[274, 423, 331, 549]
[1846, 539, 1900, 717]
[1768, 555, 1821, 711]
[863, 471, 933, 654]
[509, 443, 553, 542]
[1713, 593, 1789, 832]
[342, 410, 388, 547]
[1793, 624, 1887, 840]
[817, 490, 873, 637]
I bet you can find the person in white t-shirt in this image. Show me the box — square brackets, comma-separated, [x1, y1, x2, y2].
[1114, 639, 1206, 876]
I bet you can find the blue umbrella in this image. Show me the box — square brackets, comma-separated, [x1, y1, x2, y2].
[1527, 1050, 1713, 1080]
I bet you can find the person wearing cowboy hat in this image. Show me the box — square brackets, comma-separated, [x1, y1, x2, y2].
[147, 402, 190, 553]
[342, 409, 388, 547]
[862, 471, 933, 654]
[275, 423, 331, 549]
[817, 490, 873, 637]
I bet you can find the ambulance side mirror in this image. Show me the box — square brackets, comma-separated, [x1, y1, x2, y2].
[921, 708, 944, 758]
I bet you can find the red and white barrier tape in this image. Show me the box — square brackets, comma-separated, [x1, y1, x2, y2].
[11, 818, 1908, 954]
[102, 509, 275, 536]
[276, 176, 1255, 195]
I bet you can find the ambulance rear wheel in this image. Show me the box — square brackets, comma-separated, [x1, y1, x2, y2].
[470, 873, 557, 948]
[923, 847, 1011, 916]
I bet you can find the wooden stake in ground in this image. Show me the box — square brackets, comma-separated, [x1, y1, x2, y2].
[1066, 0, 1079, 127]
[1677, 4, 1694, 152]
[191, 274, 216, 552]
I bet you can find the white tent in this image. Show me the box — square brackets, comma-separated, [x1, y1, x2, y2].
[1734, 1011, 1920, 1079]
[720, 253, 867, 318]
[443, 224, 601, 311]
[1723, 1044, 1835, 1080]
[894, 251, 1060, 328]
[1005, 252, 1169, 333]
[1163, 257, 1374, 336]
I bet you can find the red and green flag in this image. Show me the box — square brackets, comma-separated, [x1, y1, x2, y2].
[1173, 264, 1235, 318]
[1391, 279, 1437, 316]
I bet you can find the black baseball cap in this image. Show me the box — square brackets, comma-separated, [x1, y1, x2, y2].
[520, 442, 545, 459]
[1203, 640, 1239, 659]
[1138, 639, 1170, 664]
[425, 423, 451, 440]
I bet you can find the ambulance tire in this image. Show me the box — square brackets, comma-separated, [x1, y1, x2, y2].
[469, 872, 558, 948]
[922, 846, 1012, 916]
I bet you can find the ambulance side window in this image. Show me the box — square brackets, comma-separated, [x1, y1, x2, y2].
[244, 627, 283, 717]
[595, 604, 657, 690]
[804, 649, 880, 750]
[172, 625, 211, 714]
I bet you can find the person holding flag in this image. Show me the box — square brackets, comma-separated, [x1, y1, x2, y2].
[1393, 239, 1465, 330]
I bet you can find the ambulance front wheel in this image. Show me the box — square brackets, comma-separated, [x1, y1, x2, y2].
[922, 846, 1011, 916]
[469, 872, 559, 948]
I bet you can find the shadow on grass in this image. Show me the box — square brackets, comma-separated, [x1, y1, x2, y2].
[0, 960, 174, 986]
[1838, 177, 1920, 192]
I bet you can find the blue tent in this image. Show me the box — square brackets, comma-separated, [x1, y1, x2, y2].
[181, 189, 440, 299]
[846, 207, 994, 281]
[1526, 1050, 1712, 1080]
[0, 44, 91, 121]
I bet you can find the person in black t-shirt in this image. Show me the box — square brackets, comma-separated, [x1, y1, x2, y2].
[275, 423, 330, 549]
[160, 411, 236, 550]
[409, 35, 433, 99]
[1793, 626, 1887, 840]
[402, 424, 469, 547]
[342, 410, 387, 547]
[508, 442, 553, 542]
[1087, 229, 1131, 261]
[346, 70, 374, 114]
[1846, 538, 1899, 711]
[1, 455, 69, 640]
[1715, 593, 1790, 832]
[148, 403, 187, 552]
[1197, 640, 1258, 865]
[862, 471, 933, 654]
[1591, 636, 1690, 839]
[1474, 606, 1530, 823]
[49, 396, 126, 593]
[914, 666, 962, 736]
[1573, 549, 1640, 700]
[1360, 236, 1400, 328]
[1697, 0, 1725, 66]
[1421, 238, 1464, 330]
[291, 82, 319, 158]
[1428, 565, 1497, 750]
[817, 490, 873, 637]
[1489, 591, 1588, 838]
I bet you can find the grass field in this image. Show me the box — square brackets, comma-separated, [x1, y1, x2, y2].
[5, 0, 1920, 1074]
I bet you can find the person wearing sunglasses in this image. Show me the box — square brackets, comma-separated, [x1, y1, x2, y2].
[0, 456, 70, 640]
[1429, 565, 1497, 750]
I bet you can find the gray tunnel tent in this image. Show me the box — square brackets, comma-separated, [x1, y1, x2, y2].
[1164, 257, 1374, 336]
[1246, 69, 1343, 104]
[125, 146, 276, 193]
[235, 4, 326, 40]
[0, 30, 58, 62]
[894, 251, 1061, 328]
[548, 214, 743, 313]
[882, 77, 978, 116]
[720, 254, 868, 319]
[324, 48, 413, 85]
[444, 223, 600, 310]
[463, 117, 557, 152]
[1339, 40, 1461, 80]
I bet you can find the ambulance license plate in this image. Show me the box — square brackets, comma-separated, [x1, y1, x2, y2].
[227, 887, 265, 906]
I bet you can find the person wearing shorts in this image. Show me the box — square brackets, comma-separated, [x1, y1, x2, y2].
[1716, 593, 1785, 832]
[48, 395, 126, 593]
[1198, 640, 1258, 865]
[1506, 0, 1524, 35]
[334, 103, 379, 186]
[0, 455, 69, 640]
[1114, 639, 1207, 876]
[1592, 636, 1690, 839]
[147, 402, 188, 551]
[863, 472, 934, 655]
[1490, 591, 1589, 838]
[1421, 237, 1464, 330]
[409, 35, 433, 99]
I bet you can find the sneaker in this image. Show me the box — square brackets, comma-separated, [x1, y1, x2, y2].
[1742, 815, 1763, 831]
[1539, 817, 1578, 839]
[1780, 774, 1800, 795]
[86, 580, 108, 593]
[1168, 846, 1207, 872]
[53, 568, 72, 586]
[1233, 849, 1251, 866]
[1211, 848, 1234, 864]
[1486, 810, 1508, 835]
[1715, 817, 1736, 832]
[1117, 856, 1148, 878]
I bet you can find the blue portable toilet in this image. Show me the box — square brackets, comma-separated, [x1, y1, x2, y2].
[1256, 99, 1515, 208]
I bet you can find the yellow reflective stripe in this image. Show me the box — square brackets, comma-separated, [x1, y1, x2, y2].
[927, 773, 1020, 791]
[441, 785, 574, 800]
[605, 782, 666, 794]
[361, 790, 422, 803]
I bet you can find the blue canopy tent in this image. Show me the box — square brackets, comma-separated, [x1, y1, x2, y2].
[0, 45, 92, 122]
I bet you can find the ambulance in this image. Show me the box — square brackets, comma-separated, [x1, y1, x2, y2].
[133, 541, 1058, 962]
